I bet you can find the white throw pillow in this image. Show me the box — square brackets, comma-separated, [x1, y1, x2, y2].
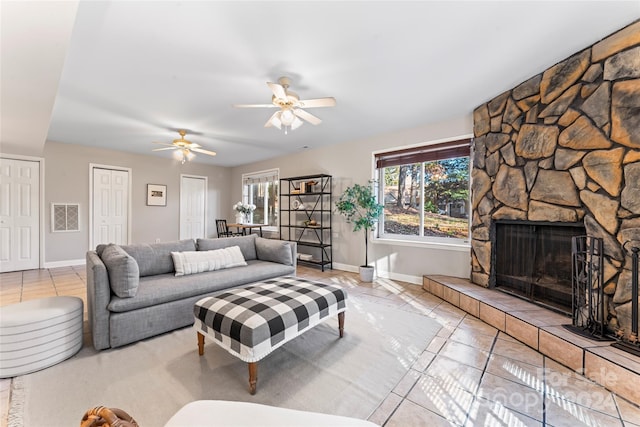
[172, 246, 247, 276]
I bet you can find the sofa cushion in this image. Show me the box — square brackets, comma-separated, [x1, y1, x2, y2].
[107, 260, 296, 313]
[172, 246, 247, 276]
[117, 239, 196, 277]
[101, 244, 140, 298]
[197, 234, 257, 261]
[255, 237, 293, 266]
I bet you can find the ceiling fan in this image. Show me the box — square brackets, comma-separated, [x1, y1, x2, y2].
[152, 130, 216, 164]
[234, 77, 336, 133]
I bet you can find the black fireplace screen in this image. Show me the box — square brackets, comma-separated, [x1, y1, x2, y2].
[493, 221, 586, 313]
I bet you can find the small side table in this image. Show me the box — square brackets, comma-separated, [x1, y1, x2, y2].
[0, 296, 84, 377]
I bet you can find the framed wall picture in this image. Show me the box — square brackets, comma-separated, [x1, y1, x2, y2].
[147, 184, 167, 206]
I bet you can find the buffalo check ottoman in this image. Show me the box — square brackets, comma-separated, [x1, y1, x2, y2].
[193, 276, 348, 394]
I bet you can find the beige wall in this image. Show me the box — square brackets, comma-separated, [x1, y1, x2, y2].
[39, 115, 473, 281]
[43, 141, 232, 263]
[231, 115, 474, 283]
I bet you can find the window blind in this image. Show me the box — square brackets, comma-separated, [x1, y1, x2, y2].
[375, 138, 471, 169]
[242, 169, 279, 185]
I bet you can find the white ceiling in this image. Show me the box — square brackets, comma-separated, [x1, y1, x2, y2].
[3, 1, 639, 167]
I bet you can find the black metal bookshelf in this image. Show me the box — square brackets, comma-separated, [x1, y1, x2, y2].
[279, 174, 332, 271]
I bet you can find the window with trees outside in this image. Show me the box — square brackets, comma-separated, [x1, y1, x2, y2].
[242, 169, 279, 227]
[375, 138, 471, 244]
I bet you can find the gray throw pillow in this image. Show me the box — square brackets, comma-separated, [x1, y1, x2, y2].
[197, 234, 257, 260]
[101, 244, 140, 298]
[120, 239, 196, 276]
[255, 237, 293, 266]
[95, 244, 108, 256]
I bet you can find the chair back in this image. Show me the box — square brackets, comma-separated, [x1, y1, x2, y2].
[216, 219, 230, 237]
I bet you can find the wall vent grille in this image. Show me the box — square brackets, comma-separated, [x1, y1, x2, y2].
[52, 203, 79, 232]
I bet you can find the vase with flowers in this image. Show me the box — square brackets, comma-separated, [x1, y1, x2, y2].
[233, 201, 256, 224]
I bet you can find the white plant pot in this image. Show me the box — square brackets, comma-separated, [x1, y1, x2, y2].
[359, 266, 374, 282]
[235, 212, 244, 224]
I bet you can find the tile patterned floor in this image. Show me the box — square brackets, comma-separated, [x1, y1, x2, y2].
[1, 265, 640, 426]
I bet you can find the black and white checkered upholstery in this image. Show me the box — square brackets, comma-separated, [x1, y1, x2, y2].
[194, 276, 348, 362]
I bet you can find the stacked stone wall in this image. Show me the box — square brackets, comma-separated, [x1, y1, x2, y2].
[471, 20, 640, 335]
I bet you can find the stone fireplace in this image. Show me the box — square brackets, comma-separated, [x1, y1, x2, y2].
[470, 20, 640, 337]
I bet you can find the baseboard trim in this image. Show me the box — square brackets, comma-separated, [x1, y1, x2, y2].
[44, 259, 85, 269]
[331, 263, 422, 285]
[331, 262, 358, 273]
[376, 270, 422, 285]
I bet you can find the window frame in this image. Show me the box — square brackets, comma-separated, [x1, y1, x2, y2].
[241, 168, 279, 230]
[373, 135, 473, 248]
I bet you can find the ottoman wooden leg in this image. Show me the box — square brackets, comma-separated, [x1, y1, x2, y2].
[197, 332, 205, 356]
[248, 362, 258, 395]
[338, 312, 345, 338]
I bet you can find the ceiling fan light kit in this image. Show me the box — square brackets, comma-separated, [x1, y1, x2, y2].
[173, 148, 195, 164]
[280, 109, 295, 126]
[234, 76, 336, 134]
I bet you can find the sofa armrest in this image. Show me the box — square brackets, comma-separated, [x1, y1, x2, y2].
[288, 241, 297, 269]
[86, 250, 112, 350]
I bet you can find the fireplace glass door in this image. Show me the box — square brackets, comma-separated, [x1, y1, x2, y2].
[493, 221, 585, 313]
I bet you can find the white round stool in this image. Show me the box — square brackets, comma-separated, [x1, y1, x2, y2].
[0, 296, 84, 378]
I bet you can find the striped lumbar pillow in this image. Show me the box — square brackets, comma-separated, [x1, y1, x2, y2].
[171, 246, 247, 276]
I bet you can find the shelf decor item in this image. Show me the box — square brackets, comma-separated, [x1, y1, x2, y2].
[335, 181, 383, 282]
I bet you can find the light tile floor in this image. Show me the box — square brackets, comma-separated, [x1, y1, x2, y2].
[1, 265, 640, 426]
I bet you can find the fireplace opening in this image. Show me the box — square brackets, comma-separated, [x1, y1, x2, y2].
[492, 220, 586, 314]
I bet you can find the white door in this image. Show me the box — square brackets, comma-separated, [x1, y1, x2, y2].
[180, 176, 206, 239]
[0, 158, 40, 272]
[93, 168, 129, 247]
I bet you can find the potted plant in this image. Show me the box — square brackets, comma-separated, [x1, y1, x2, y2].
[335, 181, 384, 282]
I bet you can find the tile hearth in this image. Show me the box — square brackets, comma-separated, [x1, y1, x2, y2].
[425, 275, 640, 408]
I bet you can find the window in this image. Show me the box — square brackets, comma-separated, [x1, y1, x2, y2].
[375, 138, 471, 244]
[242, 169, 279, 227]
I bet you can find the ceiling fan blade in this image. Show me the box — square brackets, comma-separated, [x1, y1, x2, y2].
[191, 147, 217, 156]
[294, 108, 322, 125]
[152, 141, 175, 146]
[298, 97, 336, 108]
[152, 147, 178, 152]
[267, 82, 287, 100]
[233, 103, 277, 108]
[265, 111, 282, 129]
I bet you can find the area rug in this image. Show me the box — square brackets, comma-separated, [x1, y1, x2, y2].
[9, 297, 440, 426]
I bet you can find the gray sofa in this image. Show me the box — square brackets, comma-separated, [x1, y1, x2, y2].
[86, 234, 296, 350]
